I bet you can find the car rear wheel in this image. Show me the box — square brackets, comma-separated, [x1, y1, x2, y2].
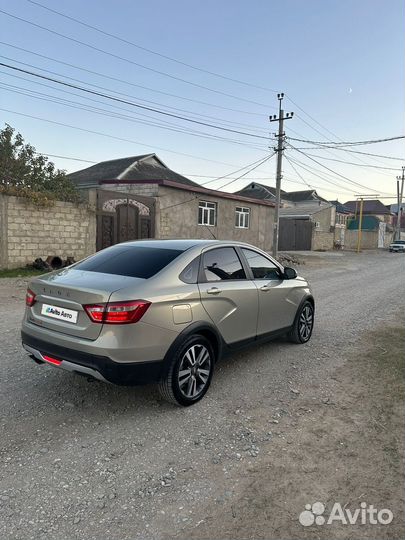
[288, 300, 314, 344]
[158, 335, 215, 406]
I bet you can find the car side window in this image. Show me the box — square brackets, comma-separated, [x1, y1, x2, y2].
[179, 256, 200, 284]
[202, 248, 246, 282]
[242, 249, 281, 280]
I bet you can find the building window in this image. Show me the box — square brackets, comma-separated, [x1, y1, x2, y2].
[235, 206, 250, 229]
[198, 201, 217, 226]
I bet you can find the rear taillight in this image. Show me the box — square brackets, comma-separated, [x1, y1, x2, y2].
[83, 300, 151, 324]
[26, 289, 36, 307]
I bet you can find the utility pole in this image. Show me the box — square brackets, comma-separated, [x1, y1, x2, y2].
[355, 194, 379, 252]
[395, 166, 404, 240]
[269, 93, 294, 258]
[356, 198, 364, 253]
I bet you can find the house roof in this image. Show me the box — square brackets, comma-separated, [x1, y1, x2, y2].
[282, 189, 328, 203]
[343, 199, 392, 215]
[234, 182, 286, 201]
[235, 183, 328, 203]
[67, 154, 200, 188]
[67, 154, 275, 207]
[279, 201, 332, 217]
[329, 200, 352, 214]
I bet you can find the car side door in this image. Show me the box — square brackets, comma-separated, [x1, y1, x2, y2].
[240, 248, 297, 335]
[198, 246, 258, 345]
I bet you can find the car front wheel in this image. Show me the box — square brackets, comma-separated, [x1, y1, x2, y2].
[158, 335, 215, 406]
[288, 300, 314, 344]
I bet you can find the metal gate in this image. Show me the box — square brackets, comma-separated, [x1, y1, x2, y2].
[278, 218, 313, 251]
[96, 190, 155, 251]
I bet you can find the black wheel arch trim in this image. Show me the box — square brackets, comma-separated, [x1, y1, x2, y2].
[161, 321, 224, 376]
[294, 295, 315, 325]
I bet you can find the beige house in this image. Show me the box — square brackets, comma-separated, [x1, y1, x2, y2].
[68, 154, 275, 253]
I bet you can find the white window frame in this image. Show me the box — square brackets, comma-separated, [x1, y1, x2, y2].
[235, 206, 250, 229]
[198, 200, 217, 227]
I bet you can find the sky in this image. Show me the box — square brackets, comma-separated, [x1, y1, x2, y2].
[0, 0, 404, 203]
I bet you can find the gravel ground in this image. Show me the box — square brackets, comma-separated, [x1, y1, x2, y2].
[0, 250, 404, 539]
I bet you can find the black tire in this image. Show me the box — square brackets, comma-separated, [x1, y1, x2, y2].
[158, 334, 215, 406]
[288, 300, 314, 344]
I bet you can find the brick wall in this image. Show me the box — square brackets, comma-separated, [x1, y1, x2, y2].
[0, 194, 96, 269]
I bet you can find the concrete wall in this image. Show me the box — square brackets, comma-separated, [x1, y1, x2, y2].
[312, 230, 334, 250]
[99, 183, 159, 197]
[344, 229, 394, 250]
[311, 206, 334, 250]
[156, 186, 274, 253]
[0, 194, 96, 269]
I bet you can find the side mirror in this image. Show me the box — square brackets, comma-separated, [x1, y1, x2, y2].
[283, 266, 297, 280]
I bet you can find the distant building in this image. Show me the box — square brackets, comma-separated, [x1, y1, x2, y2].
[343, 199, 393, 224]
[342, 200, 394, 249]
[235, 182, 335, 251]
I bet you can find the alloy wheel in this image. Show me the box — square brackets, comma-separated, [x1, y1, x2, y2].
[299, 305, 313, 341]
[177, 344, 212, 399]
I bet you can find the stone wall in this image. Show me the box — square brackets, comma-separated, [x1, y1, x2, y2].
[0, 194, 96, 269]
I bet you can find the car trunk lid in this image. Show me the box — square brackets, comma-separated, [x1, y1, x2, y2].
[27, 269, 145, 340]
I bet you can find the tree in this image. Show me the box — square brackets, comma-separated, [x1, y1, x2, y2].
[0, 124, 79, 203]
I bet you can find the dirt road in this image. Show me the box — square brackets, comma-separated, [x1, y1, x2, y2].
[0, 251, 404, 539]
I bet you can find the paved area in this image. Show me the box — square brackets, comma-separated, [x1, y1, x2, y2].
[0, 251, 404, 539]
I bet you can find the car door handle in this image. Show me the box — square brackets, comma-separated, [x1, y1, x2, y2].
[260, 285, 271, 291]
[207, 287, 222, 295]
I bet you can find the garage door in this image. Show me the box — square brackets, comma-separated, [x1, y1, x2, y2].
[279, 218, 312, 250]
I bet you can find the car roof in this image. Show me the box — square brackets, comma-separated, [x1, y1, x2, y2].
[116, 239, 259, 251]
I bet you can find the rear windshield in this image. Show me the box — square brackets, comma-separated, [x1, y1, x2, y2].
[74, 246, 183, 279]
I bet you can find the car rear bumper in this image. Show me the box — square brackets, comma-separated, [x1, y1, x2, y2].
[21, 331, 166, 385]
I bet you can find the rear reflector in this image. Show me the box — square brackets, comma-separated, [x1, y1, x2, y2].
[84, 300, 151, 324]
[26, 289, 36, 307]
[42, 355, 62, 366]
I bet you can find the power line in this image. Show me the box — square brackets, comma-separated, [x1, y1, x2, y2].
[285, 93, 404, 172]
[0, 43, 272, 127]
[216, 154, 275, 190]
[34, 152, 96, 164]
[26, 0, 279, 95]
[287, 144, 395, 196]
[0, 107, 268, 168]
[286, 155, 367, 195]
[298, 152, 402, 171]
[288, 135, 405, 147]
[0, 61, 270, 141]
[0, 70, 270, 148]
[284, 154, 314, 189]
[0, 8, 273, 109]
[200, 155, 273, 186]
[292, 144, 405, 161]
[0, 81, 268, 151]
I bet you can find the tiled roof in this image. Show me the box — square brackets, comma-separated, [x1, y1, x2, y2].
[67, 154, 199, 187]
[343, 200, 392, 215]
[67, 154, 275, 207]
[235, 182, 286, 200]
